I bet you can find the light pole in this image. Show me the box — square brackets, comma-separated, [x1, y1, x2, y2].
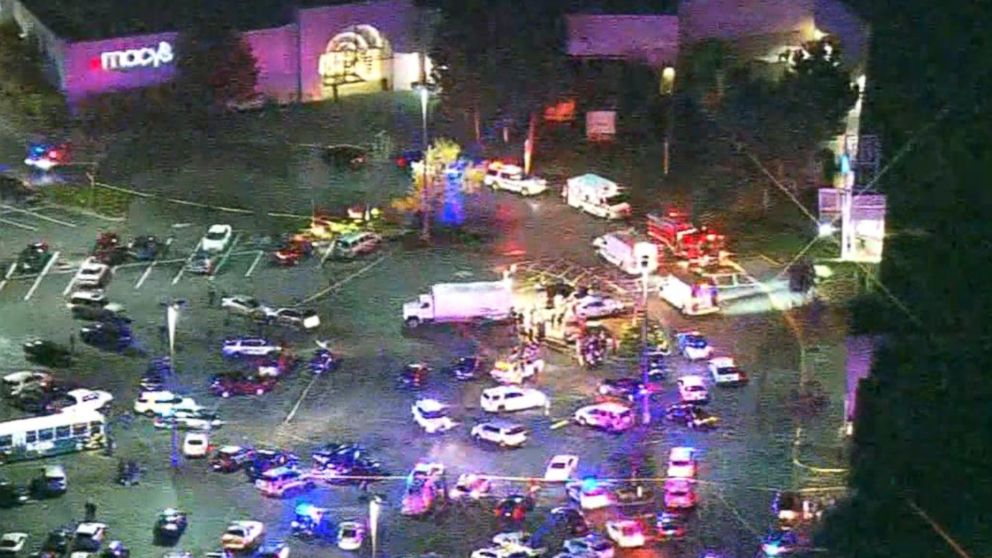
[163, 299, 185, 468]
[639, 270, 651, 425]
[369, 493, 382, 558]
[419, 86, 431, 241]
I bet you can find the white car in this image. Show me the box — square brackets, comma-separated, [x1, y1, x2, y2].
[0, 533, 28, 555]
[563, 535, 614, 558]
[667, 446, 698, 479]
[574, 296, 625, 319]
[337, 521, 365, 551]
[676, 331, 713, 360]
[472, 547, 511, 558]
[544, 455, 579, 482]
[201, 224, 233, 253]
[471, 421, 528, 448]
[677, 376, 709, 403]
[73, 522, 107, 551]
[182, 432, 209, 458]
[2, 370, 52, 396]
[220, 295, 267, 316]
[61, 388, 113, 412]
[261, 307, 321, 330]
[566, 480, 614, 510]
[154, 409, 224, 431]
[412, 399, 457, 433]
[484, 163, 548, 196]
[573, 402, 634, 432]
[708, 357, 748, 386]
[221, 520, 265, 550]
[134, 391, 202, 416]
[449, 473, 492, 500]
[75, 259, 112, 288]
[221, 338, 281, 358]
[481, 386, 549, 413]
[605, 519, 646, 548]
[490, 358, 545, 384]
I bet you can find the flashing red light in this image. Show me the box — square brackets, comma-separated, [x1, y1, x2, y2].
[49, 150, 59, 159]
[89, 57, 101, 70]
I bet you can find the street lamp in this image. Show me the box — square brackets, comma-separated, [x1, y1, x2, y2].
[161, 299, 185, 468]
[369, 493, 382, 558]
[639, 269, 651, 425]
[418, 85, 431, 241]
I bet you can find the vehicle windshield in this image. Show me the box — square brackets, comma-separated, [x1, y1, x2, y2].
[687, 337, 706, 348]
[420, 409, 447, 419]
[506, 426, 526, 435]
[206, 230, 226, 240]
[604, 193, 630, 206]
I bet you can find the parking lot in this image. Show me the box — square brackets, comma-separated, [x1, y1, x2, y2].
[0, 179, 848, 557]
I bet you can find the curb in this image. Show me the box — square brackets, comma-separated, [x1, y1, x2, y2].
[47, 203, 126, 223]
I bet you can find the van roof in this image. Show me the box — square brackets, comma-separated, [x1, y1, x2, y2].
[669, 446, 694, 460]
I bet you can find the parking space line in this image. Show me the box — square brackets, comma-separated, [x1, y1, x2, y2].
[211, 234, 241, 276]
[299, 252, 389, 305]
[319, 242, 335, 267]
[0, 204, 77, 227]
[283, 374, 320, 424]
[135, 237, 175, 290]
[61, 267, 79, 296]
[0, 263, 16, 293]
[244, 250, 264, 278]
[24, 251, 59, 301]
[0, 216, 37, 230]
[172, 242, 201, 285]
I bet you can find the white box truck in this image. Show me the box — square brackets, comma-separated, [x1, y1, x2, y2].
[403, 281, 514, 328]
[596, 231, 659, 276]
[658, 271, 719, 316]
[563, 174, 631, 220]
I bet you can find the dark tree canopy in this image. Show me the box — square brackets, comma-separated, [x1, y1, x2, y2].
[817, 0, 992, 556]
[175, 17, 260, 111]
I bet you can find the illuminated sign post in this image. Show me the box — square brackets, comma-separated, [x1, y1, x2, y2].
[100, 41, 174, 71]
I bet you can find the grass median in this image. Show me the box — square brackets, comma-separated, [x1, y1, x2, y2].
[42, 184, 133, 218]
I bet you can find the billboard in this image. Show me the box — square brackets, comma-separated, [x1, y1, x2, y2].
[819, 189, 887, 263]
[586, 111, 616, 141]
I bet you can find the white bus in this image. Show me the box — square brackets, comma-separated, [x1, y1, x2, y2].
[658, 271, 719, 315]
[0, 409, 107, 463]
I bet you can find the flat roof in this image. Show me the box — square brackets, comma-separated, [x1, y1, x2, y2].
[21, 0, 364, 41]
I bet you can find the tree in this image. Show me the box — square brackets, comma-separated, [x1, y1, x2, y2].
[423, 0, 571, 144]
[175, 18, 258, 113]
[391, 138, 464, 239]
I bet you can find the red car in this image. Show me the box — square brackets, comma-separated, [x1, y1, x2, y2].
[210, 374, 277, 398]
[271, 237, 314, 266]
[93, 232, 129, 265]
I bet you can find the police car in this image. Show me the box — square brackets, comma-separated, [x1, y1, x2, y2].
[675, 331, 713, 360]
[677, 375, 709, 403]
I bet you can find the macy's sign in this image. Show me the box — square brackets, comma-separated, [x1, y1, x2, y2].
[100, 41, 174, 71]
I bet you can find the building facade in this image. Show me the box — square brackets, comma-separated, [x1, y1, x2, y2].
[0, 0, 428, 108]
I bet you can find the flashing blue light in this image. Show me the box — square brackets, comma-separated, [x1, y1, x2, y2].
[295, 503, 315, 517]
[839, 154, 851, 174]
[581, 476, 598, 492]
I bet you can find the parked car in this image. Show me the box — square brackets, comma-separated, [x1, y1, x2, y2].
[480, 386, 549, 413]
[72, 522, 107, 552]
[574, 296, 625, 319]
[221, 338, 281, 358]
[708, 357, 748, 386]
[30, 465, 67, 498]
[75, 258, 112, 288]
[574, 402, 634, 432]
[221, 295, 268, 316]
[676, 376, 710, 404]
[605, 520, 645, 548]
[675, 331, 712, 360]
[210, 446, 256, 473]
[412, 398, 457, 433]
[23, 339, 72, 368]
[444, 355, 484, 380]
[0, 532, 28, 556]
[337, 521, 365, 551]
[210, 373, 277, 398]
[200, 225, 233, 253]
[220, 520, 265, 551]
[449, 473, 493, 501]
[397, 363, 430, 389]
[271, 236, 313, 266]
[667, 446, 698, 479]
[182, 432, 210, 458]
[258, 307, 321, 330]
[186, 250, 216, 275]
[129, 235, 165, 261]
[18, 242, 52, 273]
[0, 480, 28, 508]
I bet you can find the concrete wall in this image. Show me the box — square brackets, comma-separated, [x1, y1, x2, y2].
[298, 0, 421, 101]
[242, 24, 300, 103]
[61, 31, 179, 105]
[679, 0, 817, 44]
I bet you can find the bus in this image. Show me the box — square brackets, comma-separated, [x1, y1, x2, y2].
[658, 271, 719, 316]
[0, 409, 107, 463]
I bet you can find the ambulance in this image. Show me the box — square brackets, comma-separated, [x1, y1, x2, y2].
[658, 270, 719, 315]
[483, 162, 548, 196]
[595, 231, 659, 276]
[563, 174, 631, 220]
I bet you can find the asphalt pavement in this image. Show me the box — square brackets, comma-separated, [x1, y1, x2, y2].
[0, 180, 848, 557]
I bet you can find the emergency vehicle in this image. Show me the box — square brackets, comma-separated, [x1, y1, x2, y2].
[483, 162, 548, 196]
[595, 231, 659, 276]
[563, 174, 631, 220]
[646, 212, 726, 263]
[401, 462, 446, 516]
[658, 270, 719, 315]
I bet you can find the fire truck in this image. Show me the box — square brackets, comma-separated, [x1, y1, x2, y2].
[646, 212, 726, 263]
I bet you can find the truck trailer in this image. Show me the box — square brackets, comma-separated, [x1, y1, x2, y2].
[403, 281, 514, 328]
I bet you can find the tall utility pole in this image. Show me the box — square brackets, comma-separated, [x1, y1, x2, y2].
[419, 86, 431, 241]
[639, 270, 651, 425]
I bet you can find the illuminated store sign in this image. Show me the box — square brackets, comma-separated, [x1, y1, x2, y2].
[100, 41, 174, 71]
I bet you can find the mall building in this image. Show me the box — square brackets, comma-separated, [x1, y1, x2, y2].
[0, 0, 430, 108]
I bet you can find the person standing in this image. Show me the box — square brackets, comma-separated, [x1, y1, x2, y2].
[84, 500, 96, 522]
[69, 333, 76, 354]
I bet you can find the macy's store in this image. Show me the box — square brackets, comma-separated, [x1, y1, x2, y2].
[1, 0, 430, 108]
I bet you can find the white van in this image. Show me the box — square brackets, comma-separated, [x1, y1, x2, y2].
[2, 370, 52, 396]
[133, 391, 201, 416]
[254, 466, 313, 497]
[332, 231, 381, 259]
